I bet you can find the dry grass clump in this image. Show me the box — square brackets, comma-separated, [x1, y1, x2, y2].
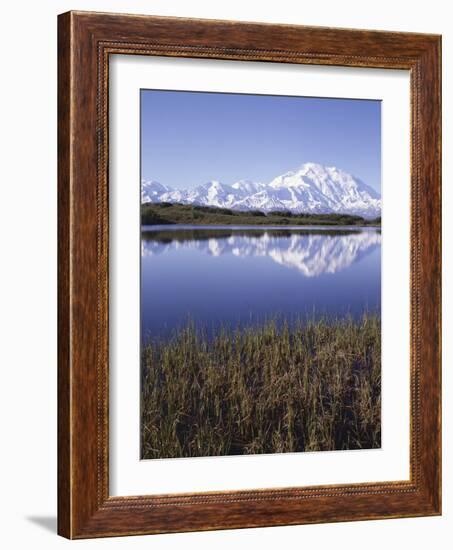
[141, 316, 381, 459]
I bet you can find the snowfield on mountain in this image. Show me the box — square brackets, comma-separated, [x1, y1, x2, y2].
[141, 162, 381, 219]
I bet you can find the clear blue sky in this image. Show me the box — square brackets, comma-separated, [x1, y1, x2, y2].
[141, 89, 381, 192]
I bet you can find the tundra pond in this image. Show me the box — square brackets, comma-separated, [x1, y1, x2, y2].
[140, 225, 381, 459]
[140, 225, 381, 339]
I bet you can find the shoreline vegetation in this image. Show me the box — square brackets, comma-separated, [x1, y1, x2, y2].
[141, 315, 381, 459]
[141, 202, 381, 227]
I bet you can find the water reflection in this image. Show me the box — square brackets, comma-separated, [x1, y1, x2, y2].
[140, 226, 381, 338]
[142, 227, 381, 278]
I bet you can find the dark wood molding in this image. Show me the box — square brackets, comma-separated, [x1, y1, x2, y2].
[58, 11, 441, 539]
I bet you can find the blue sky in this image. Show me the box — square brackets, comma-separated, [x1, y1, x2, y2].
[141, 90, 381, 192]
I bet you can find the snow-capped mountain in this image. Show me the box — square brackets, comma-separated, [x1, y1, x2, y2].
[141, 180, 171, 203]
[142, 229, 381, 277]
[141, 163, 381, 218]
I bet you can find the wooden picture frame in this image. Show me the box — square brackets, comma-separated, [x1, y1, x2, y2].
[58, 10, 441, 539]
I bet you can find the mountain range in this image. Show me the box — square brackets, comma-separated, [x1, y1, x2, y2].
[141, 163, 381, 219]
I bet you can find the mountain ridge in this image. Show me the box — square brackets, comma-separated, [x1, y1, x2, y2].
[141, 163, 381, 219]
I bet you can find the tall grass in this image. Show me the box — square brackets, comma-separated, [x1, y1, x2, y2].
[141, 315, 381, 459]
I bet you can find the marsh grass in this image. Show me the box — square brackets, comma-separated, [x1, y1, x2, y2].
[141, 315, 381, 459]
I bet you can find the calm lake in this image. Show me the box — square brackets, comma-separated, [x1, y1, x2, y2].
[141, 225, 381, 341]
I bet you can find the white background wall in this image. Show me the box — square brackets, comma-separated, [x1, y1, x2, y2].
[0, 0, 450, 548]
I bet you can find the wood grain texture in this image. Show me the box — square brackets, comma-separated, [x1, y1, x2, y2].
[57, 10, 442, 539]
[57, 11, 72, 538]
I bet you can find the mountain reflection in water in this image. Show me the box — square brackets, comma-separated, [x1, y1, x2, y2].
[141, 227, 381, 278]
[140, 226, 381, 338]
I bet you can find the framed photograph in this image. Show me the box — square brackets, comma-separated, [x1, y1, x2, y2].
[58, 11, 441, 538]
